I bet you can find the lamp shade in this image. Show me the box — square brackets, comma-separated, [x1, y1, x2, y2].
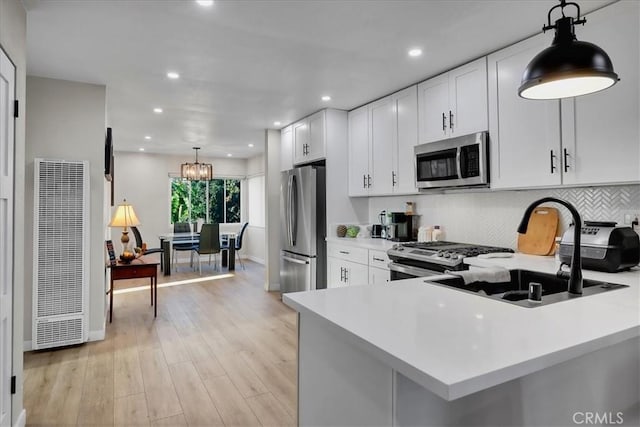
[109, 200, 140, 228]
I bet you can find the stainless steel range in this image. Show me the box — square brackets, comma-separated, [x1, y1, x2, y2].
[388, 241, 514, 280]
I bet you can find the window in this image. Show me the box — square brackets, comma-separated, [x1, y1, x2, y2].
[170, 178, 241, 223]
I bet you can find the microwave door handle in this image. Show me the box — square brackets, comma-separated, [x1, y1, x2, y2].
[456, 147, 462, 179]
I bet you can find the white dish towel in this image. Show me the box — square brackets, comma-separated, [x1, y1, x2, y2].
[445, 267, 511, 285]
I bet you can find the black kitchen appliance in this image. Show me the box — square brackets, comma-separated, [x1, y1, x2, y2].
[388, 212, 415, 242]
[388, 241, 514, 280]
[371, 224, 383, 238]
[558, 221, 640, 272]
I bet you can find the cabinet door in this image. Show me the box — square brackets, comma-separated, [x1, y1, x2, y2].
[345, 261, 369, 286]
[393, 86, 419, 194]
[488, 33, 562, 189]
[306, 110, 326, 162]
[449, 57, 488, 137]
[327, 257, 346, 288]
[417, 73, 450, 143]
[280, 125, 293, 172]
[293, 119, 309, 165]
[561, 1, 640, 185]
[369, 96, 395, 195]
[348, 106, 370, 196]
[369, 266, 390, 285]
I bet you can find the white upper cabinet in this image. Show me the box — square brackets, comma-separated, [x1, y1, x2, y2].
[348, 106, 370, 196]
[488, 34, 562, 189]
[394, 86, 419, 194]
[560, 0, 640, 186]
[418, 57, 488, 144]
[294, 110, 327, 165]
[280, 125, 293, 172]
[348, 86, 419, 197]
[488, 1, 639, 190]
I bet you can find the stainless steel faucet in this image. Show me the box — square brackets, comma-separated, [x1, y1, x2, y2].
[518, 197, 583, 295]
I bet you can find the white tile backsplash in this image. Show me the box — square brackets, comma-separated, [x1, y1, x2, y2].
[368, 185, 640, 249]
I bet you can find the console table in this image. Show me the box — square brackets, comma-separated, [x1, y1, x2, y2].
[108, 257, 159, 322]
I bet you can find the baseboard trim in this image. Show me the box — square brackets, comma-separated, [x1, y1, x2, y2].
[22, 341, 32, 352]
[88, 328, 105, 341]
[247, 255, 265, 265]
[14, 408, 26, 427]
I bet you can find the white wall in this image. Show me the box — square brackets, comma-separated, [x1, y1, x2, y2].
[245, 154, 266, 264]
[367, 185, 640, 248]
[0, 0, 27, 422]
[265, 130, 281, 290]
[25, 77, 106, 344]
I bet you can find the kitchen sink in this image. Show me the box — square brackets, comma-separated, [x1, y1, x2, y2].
[426, 269, 628, 308]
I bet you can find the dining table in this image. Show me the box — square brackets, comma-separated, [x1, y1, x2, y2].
[159, 231, 236, 275]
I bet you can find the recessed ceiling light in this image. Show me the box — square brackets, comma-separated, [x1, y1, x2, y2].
[153, 107, 163, 114]
[321, 95, 331, 102]
[144, 135, 152, 140]
[248, 143, 254, 148]
[408, 48, 423, 57]
[196, 0, 214, 6]
[273, 121, 281, 126]
[139, 148, 145, 152]
[167, 71, 180, 79]
[227, 153, 233, 157]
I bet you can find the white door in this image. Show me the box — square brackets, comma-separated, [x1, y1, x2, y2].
[488, 33, 562, 189]
[369, 96, 395, 195]
[0, 47, 16, 427]
[449, 57, 488, 137]
[417, 73, 450, 143]
[348, 106, 370, 196]
[393, 86, 418, 194]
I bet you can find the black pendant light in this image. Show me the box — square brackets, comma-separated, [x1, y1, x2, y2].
[519, 0, 619, 100]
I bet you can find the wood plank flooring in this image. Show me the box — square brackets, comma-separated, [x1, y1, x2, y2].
[23, 261, 298, 426]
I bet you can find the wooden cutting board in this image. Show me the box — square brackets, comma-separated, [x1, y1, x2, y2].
[517, 206, 559, 256]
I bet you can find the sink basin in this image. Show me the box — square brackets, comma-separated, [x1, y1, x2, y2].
[427, 269, 628, 308]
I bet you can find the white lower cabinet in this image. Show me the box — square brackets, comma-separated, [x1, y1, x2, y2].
[327, 243, 390, 287]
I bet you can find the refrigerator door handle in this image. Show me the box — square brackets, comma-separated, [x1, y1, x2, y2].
[287, 174, 293, 246]
[282, 255, 310, 265]
[291, 174, 298, 246]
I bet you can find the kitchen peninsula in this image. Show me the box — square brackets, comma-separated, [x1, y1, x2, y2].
[283, 255, 640, 426]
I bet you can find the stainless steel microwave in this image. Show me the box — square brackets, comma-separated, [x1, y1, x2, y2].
[414, 131, 489, 190]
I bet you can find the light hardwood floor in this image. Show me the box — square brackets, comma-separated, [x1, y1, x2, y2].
[23, 261, 297, 426]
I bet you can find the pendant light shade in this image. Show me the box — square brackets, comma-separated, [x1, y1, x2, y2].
[181, 147, 213, 181]
[519, 1, 619, 100]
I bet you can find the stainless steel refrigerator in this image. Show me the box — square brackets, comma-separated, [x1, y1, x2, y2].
[280, 165, 326, 293]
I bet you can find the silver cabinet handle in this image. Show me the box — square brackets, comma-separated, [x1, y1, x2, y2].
[563, 148, 570, 172]
[367, 174, 371, 188]
[550, 150, 557, 174]
[363, 174, 366, 189]
[373, 257, 385, 262]
[283, 256, 309, 265]
[442, 112, 446, 131]
[344, 268, 348, 282]
[340, 267, 345, 282]
[449, 110, 454, 130]
[339, 250, 350, 255]
[392, 171, 397, 187]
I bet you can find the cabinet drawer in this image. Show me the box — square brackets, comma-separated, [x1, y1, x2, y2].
[369, 250, 390, 270]
[327, 243, 368, 265]
[111, 264, 157, 280]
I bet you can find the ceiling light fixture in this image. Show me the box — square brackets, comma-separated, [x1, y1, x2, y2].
[196, 0, 214, 6]
[519, 0, 619, 100]
[139, 148, 145, 152]
[321, 95, 331, 101]
[153, 107, 163, 114]
[181, 147, 213, 181]
[227, 153, 233, 157]
[248, 143, 254, 148]
[273, 121, 281, 126]
[167, 71, 180, 79]
[144, 135, 151, 140]
[408, 48, 423, 57]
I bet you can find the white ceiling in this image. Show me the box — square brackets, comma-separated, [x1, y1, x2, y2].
[24, 0, 611, 158]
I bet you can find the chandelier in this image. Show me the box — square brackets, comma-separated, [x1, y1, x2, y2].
[181, 147, 213, 181]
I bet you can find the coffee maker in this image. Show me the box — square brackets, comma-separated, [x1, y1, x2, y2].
[387, 212, 415, 242]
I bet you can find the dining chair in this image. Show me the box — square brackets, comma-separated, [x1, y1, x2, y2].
[131, 226, 164, 271]
[192, 223, 221, 274]
[173, 222, 194, 269]
[221, 222, 248, 270]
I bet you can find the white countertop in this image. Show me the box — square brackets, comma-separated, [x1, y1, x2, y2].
[283, 254, 640, 400]
[326, 236, 397, 251]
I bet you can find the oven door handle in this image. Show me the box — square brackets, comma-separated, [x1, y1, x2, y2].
[388, 263, 442, 277]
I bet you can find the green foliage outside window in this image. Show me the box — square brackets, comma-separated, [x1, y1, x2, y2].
[170, 178, 241, 224]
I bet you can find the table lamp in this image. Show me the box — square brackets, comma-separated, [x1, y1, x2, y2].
[109, 199, 140, 263]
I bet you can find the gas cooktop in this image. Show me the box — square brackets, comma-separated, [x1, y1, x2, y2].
[388, 240, 514, 269]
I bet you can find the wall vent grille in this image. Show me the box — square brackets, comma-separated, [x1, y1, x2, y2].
[33, 159, 89, 349]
